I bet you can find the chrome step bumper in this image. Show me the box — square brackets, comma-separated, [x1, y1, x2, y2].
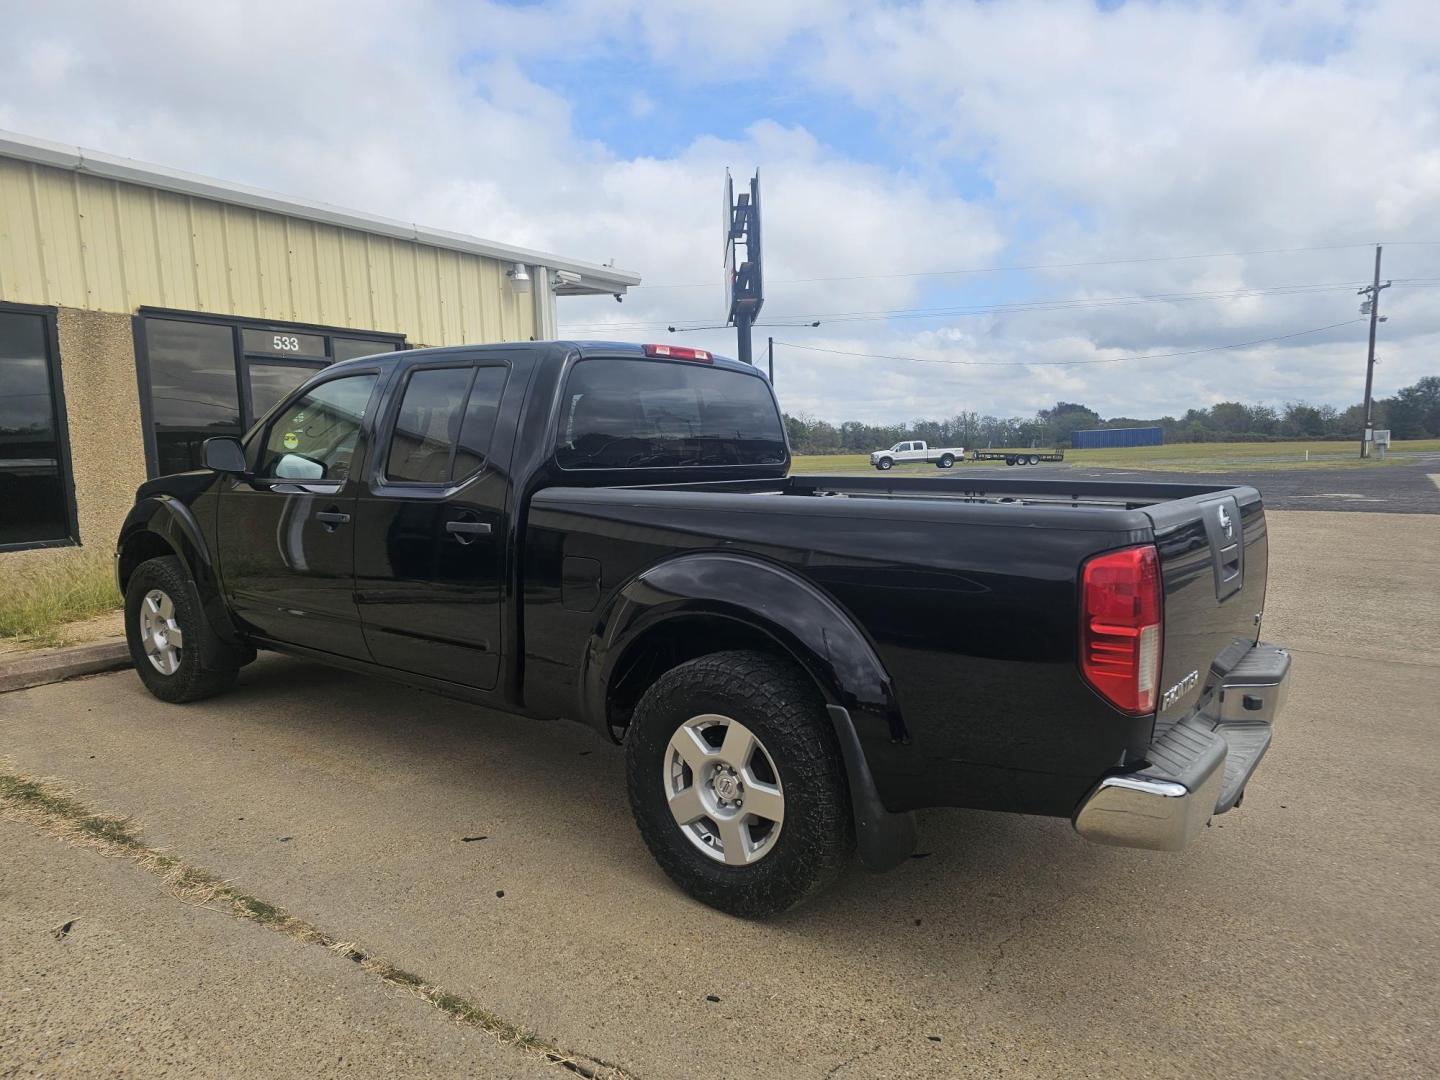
[1073, 643, 1290, 851]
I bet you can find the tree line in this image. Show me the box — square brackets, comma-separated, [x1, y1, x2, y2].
[783, 375, 1440, 454]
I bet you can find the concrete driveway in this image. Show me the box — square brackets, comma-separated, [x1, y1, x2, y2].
[2, 510, 1437, 1079]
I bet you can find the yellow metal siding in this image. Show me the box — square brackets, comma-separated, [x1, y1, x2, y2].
[0, 157, 536, 344]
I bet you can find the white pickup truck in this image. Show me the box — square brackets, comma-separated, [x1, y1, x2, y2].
[870, 440, 964, 470]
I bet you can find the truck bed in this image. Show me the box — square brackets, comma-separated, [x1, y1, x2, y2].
[524, 470, 1267, 820]
[649, 472, 1241, 509]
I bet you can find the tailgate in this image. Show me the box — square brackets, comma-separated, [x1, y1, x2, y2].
[1146, 488, 1269, 734]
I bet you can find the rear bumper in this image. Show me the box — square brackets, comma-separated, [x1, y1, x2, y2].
[1073, 642, 1290, 851]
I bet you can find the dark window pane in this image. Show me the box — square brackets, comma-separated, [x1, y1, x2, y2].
[0, 311, 70, 545]
[555, 358, 786, 470]
[240, 328, 327, 359]
[452, 366, 509, 478]
[332, 338, 398, 363]
[258, 374, 377, 481]
[144, 318, 241, 476]
[248, 361, 324, 419]
[386, 367, 471, 483]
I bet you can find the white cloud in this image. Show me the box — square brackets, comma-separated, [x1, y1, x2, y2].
[0, 0, 1436, 424]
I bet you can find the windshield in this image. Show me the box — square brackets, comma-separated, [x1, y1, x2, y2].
[555, 357, 787, 470]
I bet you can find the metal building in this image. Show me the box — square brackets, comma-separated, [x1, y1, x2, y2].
[1071, 426, 1164, 450]
[0, 130, 639, 563]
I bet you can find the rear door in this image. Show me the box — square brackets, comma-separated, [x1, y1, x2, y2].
[1147, 489, 1269, 730]
[352, 354, 531, 689]
[217, 369, 383, 658]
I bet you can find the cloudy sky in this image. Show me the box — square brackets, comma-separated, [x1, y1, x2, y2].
[3, 0, 1438, 423]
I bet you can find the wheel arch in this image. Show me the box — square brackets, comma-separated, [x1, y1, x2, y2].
[583, 553, 904, 748]
[117, 495, 244, 649]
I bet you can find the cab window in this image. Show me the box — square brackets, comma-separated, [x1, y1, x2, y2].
[258, 373, 377, 482]
[385, 364, 509, 484]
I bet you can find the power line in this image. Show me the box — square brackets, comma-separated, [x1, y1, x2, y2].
[770, 318, 1367, 369]
[562, 279, 1386, 333]
[627, 241, 1440, 290]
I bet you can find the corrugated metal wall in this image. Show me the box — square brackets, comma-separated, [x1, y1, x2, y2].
[1072, 426, 1164, 449]
[0, 157, 536, 345]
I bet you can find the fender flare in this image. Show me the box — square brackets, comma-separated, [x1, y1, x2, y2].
[583, 552, 916, 870]
[117, 495, 246, 657]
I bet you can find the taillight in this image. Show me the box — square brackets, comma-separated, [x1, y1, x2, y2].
[643, 344, 713, 363]
[1080, 544, 1163, 715]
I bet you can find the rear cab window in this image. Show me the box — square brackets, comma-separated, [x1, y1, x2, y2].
[555, 357, 787, 470]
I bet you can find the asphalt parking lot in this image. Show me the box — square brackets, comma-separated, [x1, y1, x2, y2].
[960, 453, 1440, 514]
[3, 509, 1438, 1079]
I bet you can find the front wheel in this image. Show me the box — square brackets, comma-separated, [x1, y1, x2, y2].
[125, 556, 238, 703]
[625, 651, 854, 917]
[875, 457, 893, 470]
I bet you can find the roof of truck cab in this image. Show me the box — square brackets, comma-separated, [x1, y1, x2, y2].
[326, 340, 759, 376]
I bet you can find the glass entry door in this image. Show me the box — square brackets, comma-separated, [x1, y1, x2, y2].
[245, 359, 326, 421]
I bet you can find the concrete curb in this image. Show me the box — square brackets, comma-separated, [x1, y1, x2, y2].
[0, 640, 131, 694]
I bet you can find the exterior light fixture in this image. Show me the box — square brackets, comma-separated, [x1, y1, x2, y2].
[508, 263, 531, 292]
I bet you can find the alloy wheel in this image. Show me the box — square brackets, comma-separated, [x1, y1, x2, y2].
[138, 588, 184, 675]
[663, 714, 785, 865]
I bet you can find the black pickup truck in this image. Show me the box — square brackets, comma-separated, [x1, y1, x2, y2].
[116, 340, 1290, 916]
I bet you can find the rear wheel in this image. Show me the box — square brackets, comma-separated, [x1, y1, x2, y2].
[1005, 456, 1016, 466]
[1028, 455, 1040, 465]
[125, 556, 239, 704]
[625, 650, 853, 917]
[938, 454, 955, 469]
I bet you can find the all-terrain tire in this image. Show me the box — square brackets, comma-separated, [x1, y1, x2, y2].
[626, 650, 854, 917]
[125, 556, 239, 704]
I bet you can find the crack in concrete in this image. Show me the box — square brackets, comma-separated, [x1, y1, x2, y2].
[0, 766, 637, 1080]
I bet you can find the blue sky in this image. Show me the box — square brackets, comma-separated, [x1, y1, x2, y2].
[3, 0, 1438, 421]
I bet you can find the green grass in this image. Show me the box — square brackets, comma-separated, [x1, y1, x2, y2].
[788, 453, 1011, 474]
[1066, 437, 1440, 471]
[0, 549, 121, 647]
[790, 438, 1440, 476]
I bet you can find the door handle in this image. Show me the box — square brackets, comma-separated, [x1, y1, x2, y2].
[316, 509, 351, 531]
[446, 520, 492, 544]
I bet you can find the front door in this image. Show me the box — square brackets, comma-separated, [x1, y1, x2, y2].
[216, 370, 382, 659]
[353, 357, 526, 689]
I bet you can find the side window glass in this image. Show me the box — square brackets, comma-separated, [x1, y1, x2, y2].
[386, 367, 472, 483]
[259, 373, 377, 482]
[452, 367, 509, 479]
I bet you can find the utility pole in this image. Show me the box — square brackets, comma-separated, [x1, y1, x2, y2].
[767, 336, 774, 383]
[1357, 245, 1390, 457]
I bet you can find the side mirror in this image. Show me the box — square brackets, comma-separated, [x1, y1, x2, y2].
[202, 437, 248, 474]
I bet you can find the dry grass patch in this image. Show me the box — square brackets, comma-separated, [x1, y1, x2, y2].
[0, 765, 633, 1080]
[0, 549, 122, 648]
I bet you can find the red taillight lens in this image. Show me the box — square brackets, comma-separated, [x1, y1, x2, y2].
[1080, 544, 1163, 715]
[643, 344, 713, 363]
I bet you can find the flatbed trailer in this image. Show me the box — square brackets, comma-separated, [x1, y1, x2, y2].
[970, 448, 1065, 466]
